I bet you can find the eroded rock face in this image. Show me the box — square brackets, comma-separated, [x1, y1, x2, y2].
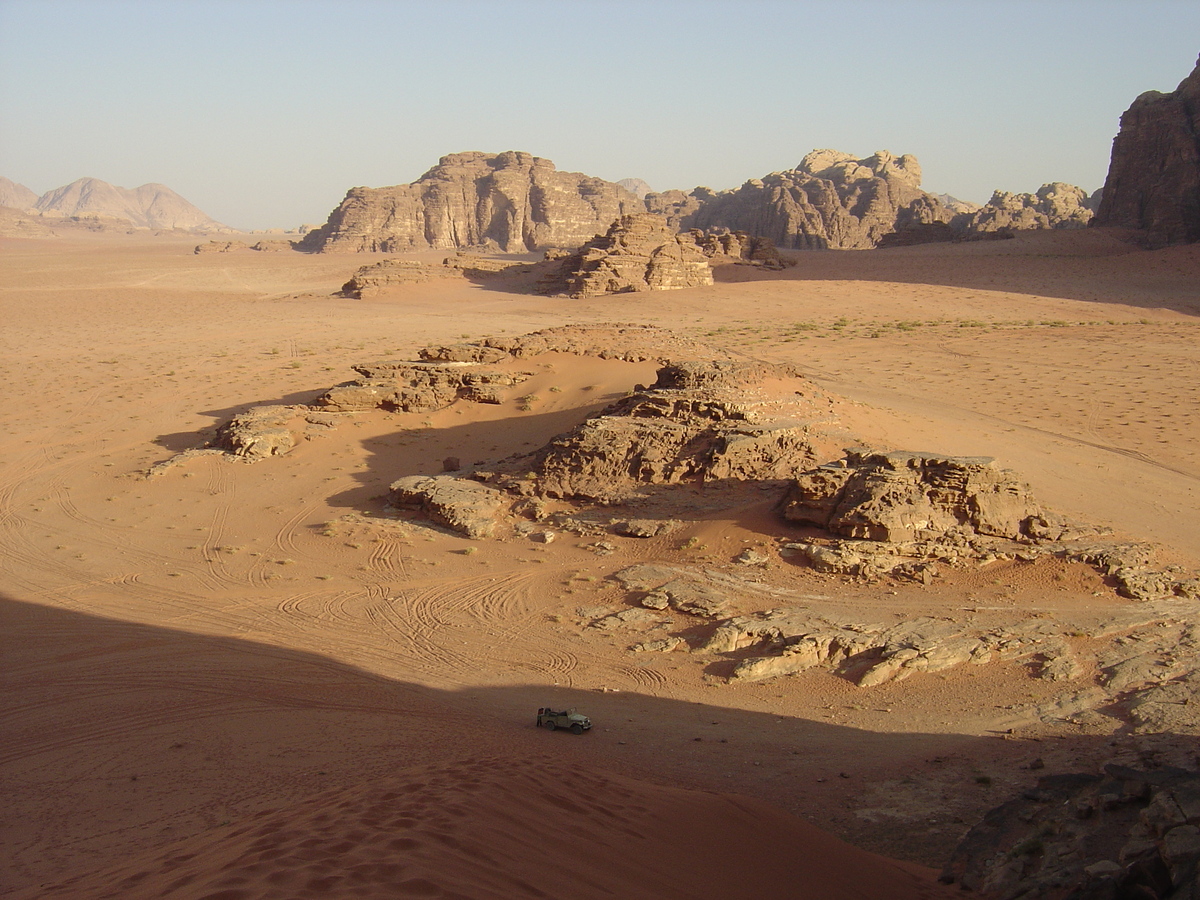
[214, 406, 303, 460]
[944, 765, 1200, 898]
[647, 149, 948, 250]
[957, 183, 1096, 233]
[389, 475, 508, 539]
[780, 449, 1045, 542]
[538, 213, 713, 297]
[300, 151, 644, 253]
[504, 360, 844, 503]
[693, 230, 788, 268]
[1095, 55, 1200, 245]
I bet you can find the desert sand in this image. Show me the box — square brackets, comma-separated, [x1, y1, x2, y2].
[2, 227, 1199, 898]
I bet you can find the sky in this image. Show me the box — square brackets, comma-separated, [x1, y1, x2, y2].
[1, 0, 1198, 231]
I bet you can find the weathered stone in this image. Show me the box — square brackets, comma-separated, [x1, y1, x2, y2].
[538, 213, 713, 297]
[300, 151, 644, 253]
[780, 449, 1044, 542]
[388, 475, 507, 539]
[1094, 55, 1200, 245]
[647, 149, 947, 250]
[507, 360, 838, 503]
[631, 637, 683, 653]
[955, 183, 1096, 234]
[317, 360, 529, 413]
[589, 608, 666, 632]
[612, 519, 680, 538]
[214, 405, 303, 460]
[194, 240, 248, 254]
[692, 230, 788, 268]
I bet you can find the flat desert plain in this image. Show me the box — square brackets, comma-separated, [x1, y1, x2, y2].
[2, 228, 1199, 899]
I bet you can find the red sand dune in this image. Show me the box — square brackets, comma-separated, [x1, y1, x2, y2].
[28, 756, 951, 900]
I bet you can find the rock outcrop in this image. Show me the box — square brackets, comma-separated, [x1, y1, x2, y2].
[318, 359, 531, 412]
[646, 150, 949, 250]
[958, 183, 1096, 234]
[538, 214, 713, 297]
[944, 765, 1200, 899]
[213, 410, 319, 465]
[780, 449, 1048, 543]
[1095, 55, 1200, 245]
[389, 475, 508, 539]
[501, 359, 845, 503]
[299, 151, 644, 254]
[693, 230, 788, 268]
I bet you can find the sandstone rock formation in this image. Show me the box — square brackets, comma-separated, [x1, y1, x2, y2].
[299, 151, 644, 253]
[538, 213, 713, 297]
[195, 240, 248, 254]
[1095, 55, 1200, 245]
[34, 177, 229, 231]
[944, 765, 1200, 898]
[957, 182, 1096, 233]
[389, 475, 508, 539]
[338, 253, 549, 298]
[500, 359, 845, 503]
[0, 176, 38, 211]
[693, 230, 788, 268]
[317, 359, 531, 412]
[780, 449, 1047, 542]
[213, 406, 318, 460]
[646, 150, 949, 250]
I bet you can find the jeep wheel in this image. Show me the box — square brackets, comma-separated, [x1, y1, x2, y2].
[570, 724, 584, 735]
[543, 720, 556, 731]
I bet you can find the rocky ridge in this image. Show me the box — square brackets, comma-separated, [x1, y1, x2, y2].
[1095, 55, 1200, 245]
[299, 151, 644, 253]
[646, 150, 948, 250]
[958, 183, 1098, 234]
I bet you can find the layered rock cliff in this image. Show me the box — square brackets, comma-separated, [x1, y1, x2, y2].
[1095, 55, 1200, 244]
[300, 151, 645, 253]
[646, 150, 949, 250]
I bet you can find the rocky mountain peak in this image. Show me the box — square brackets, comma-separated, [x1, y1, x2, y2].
[1094, 55, 1200, 244]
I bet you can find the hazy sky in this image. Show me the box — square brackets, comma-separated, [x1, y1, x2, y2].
[2, 0, 1198, 230]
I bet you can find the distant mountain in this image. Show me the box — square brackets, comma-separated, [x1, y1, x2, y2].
[33, 177, 230, 231]
[617, 177, 653, 199]
[0, 176, 38, 211]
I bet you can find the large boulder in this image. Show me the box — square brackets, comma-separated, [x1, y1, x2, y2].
[780, 449, 1045, 542]
[389, 475, 508, 539]
[299, 151, 644, 253]
[1094, 55, 1200, 245]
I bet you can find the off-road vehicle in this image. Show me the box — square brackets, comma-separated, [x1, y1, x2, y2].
[536, 707, 591, 734]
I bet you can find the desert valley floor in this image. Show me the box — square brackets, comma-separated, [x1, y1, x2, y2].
[3, 228, 1200, 899]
